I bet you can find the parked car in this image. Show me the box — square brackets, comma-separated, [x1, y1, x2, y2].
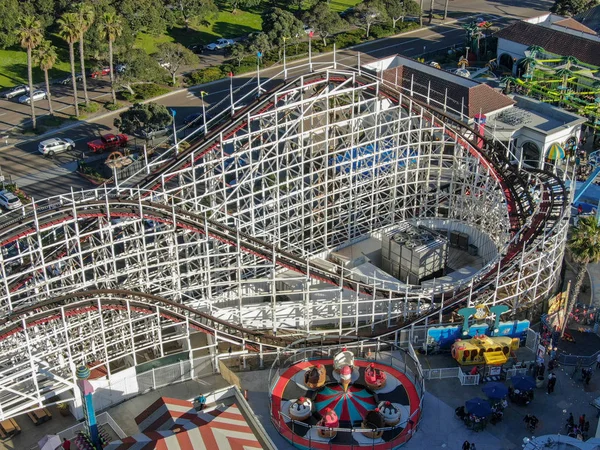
[3, 85, 29, 99]
[87, 133, 128, 153]
[88, 67, 111, 78]
[303, 25, 314, 35]
[205, 38, 234, 51]
[38, 138, 75, 157]
[134, 124, 172, 140]
[187, 44, 204, 55]
[0, 190, 22, 210]
[55, 73, 83, 85]
[18, 90, 47, 104]
[115, 63, 127, 74]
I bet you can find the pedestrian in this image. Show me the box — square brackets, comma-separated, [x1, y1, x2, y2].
[470, 443, 477, 450]
[547, 372, 556, 394]
[462, 441, 470, 450]
[196, 393, 206, 411]
[62, 438, 71, 450]
[539, 362, 546, 378]
[584, 420, 590, 432]
[580, 414, 586, 429]
[532, 363, 539, 378]
[596, 353, 600, 369]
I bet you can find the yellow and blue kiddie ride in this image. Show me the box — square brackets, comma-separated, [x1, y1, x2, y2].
[425, 304, 528, 366]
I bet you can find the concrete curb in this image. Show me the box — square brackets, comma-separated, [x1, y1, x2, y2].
[0, 15, 475, 153]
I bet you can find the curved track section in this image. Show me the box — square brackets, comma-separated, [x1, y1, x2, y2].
[0, 68, 570, 420]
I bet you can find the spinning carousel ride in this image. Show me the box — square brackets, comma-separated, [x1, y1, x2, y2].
[270, 339, 424, 449]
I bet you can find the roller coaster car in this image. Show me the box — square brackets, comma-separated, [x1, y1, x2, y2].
[451, 334, 519, 366]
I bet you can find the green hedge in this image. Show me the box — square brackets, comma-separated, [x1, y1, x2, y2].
[186, 67, 224, 85]
[119, 83, 170, 102]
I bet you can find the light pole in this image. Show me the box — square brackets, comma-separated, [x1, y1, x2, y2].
[200, 90, 208, 135]
[170, 108, 178, 154]
[283, 36, 289, 79]
[229, 71, 234, 116]
[308, 31, 314, 72]
[256, 51, 262, 95]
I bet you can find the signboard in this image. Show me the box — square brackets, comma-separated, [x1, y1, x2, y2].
[489, 366, 501, 376]
[537, 344, 546, 363]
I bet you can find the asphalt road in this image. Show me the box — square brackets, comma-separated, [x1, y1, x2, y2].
[0, 0, 554, 200]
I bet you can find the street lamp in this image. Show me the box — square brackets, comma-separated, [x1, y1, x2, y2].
[282, 36, 289, 79]
[256, 51, 263, 95]
[170, 108, 178, 154]
[229, 71, 234, 116]
[200, 90, 208, 135]
[308, 31, 314, 72]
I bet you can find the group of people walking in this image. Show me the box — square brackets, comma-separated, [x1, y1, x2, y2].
[566, 412, 590, 440]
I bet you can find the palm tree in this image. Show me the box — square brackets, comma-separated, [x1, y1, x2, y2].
[501, 76, 517, 94]
[527, 45, 544, 59]
[98, 12, 122, 105]
[58, 12, 80, 118]
[520, 56, 537, 79]
[33, 40, 58, 117]
[562, 216, 600, 336]
[419, 0, 424, 26]
[561, 55, 579, 69]
[74, 2, 95, 107]
[17, 15, 43, 130]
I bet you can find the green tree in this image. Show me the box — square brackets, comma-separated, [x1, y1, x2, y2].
[248, 31, 272, 59]
[230, 0, 261, 13]
[519, 56, 537, 77]
[17, 15, 44, 130]
[350, 0, 388, 38]
[115, 102, 172, 135]
[33, 39, 58, 117]
[73, 2, 95, 107]
[58, 12, 80, 118]
[98, 11, 123, 105]
[0, 0, 19, 48]
[551, 0, 591, 16]
[261, 7, 305, 58]
[155, 42, 198, 85]
[118, 48, 167, 95]
[227, 42, 249, 67]
[303, 1, 344, 46]
[118, 0, 168, 35]
[169, 0, 218, 30]
[563, 216, 600, 336]
[384, 0, 420, 28]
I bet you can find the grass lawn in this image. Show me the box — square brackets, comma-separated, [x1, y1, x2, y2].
[328, 0, 362, 13]
[0, 47, 72, 90]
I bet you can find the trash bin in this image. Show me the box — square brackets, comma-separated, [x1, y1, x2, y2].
[536, 376, 545, 388]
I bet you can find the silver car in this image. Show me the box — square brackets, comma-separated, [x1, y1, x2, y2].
[18, 90, 47, 104]
[3, 85, 29, 99]
[0, 190, 22, 210]
[38, 138, 75, 157]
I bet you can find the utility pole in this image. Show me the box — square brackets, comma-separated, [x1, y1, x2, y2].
[443, 0, 449, 20]
[420, 0, 424, 26]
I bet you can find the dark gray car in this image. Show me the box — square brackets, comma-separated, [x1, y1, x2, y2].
[134, 125, 172, 140]
[3, 85, 30, 99]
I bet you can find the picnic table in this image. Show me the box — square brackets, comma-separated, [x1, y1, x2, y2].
[0, 418, 20, 439]
[27, 408, 52, 425]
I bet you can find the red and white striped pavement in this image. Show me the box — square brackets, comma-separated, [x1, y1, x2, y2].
[107, 398, 263, 450]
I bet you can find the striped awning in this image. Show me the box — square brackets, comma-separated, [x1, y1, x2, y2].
[547, 143, 565, 160]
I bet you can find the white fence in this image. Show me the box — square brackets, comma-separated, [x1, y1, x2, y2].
[458, 369, 480, 386]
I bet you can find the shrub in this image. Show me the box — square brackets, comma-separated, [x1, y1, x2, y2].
[132, 83, 170, 100]
[79, 101, 100, 114]
[234, 62, 256, 75]
[335, 30, 364, 49]
[105, 102, 123, 111]
[370, 24, 394, 40]
[186, 67, 223, 86]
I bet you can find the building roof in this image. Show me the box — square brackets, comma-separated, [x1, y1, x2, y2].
[370, 56, 514, 117]
[495, 21, 600, 66]
[553, 17, 596, 34]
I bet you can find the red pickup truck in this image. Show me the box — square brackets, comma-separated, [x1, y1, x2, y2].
[87, 133, 128, 153]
